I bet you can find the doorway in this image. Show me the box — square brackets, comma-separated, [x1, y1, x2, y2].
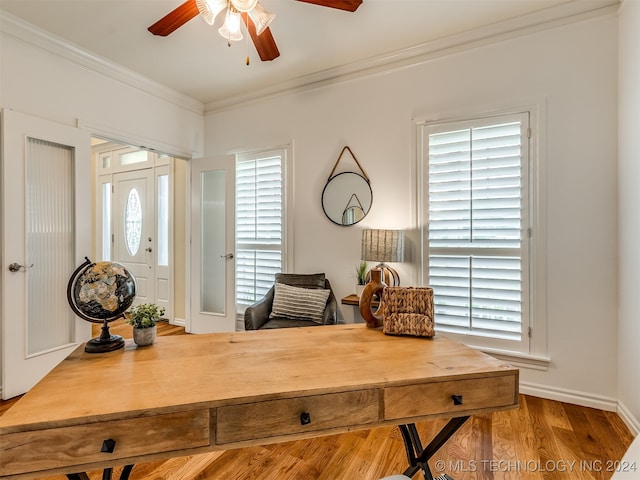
[93, 142, 174, 322]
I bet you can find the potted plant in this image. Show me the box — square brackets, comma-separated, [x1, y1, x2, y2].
[355, 261, 367, 297]
[126, 303, 165, 346]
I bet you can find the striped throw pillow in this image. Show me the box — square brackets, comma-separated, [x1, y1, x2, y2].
[269, 282, 330, 323]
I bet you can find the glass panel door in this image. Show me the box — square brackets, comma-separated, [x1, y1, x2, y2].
[189, 156, 236, 333]
[1, 109, 91, 399]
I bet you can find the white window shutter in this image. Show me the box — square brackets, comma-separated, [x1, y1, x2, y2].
[236, 152, 283, 311]
[425, 114, 528, 347]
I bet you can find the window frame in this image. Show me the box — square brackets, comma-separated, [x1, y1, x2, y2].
[416, 104, 547, 362]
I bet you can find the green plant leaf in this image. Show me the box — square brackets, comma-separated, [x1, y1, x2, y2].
[126, 303, 165, 328]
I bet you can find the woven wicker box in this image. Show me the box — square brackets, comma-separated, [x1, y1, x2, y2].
[380, 287, 435, 337]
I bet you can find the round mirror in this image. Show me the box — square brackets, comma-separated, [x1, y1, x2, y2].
[322, 172, 372, 226]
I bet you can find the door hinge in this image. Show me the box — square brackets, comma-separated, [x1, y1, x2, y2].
[111, 234, 114, 244]
[527, 127, 532, 138]
[527, 227, 532, 238]
[528, 327, 532, 338]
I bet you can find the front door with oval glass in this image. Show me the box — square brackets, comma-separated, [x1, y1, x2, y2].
[113, 169, 154, 306]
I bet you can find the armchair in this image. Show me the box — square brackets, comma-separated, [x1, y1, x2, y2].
[244, 273, 342, 330]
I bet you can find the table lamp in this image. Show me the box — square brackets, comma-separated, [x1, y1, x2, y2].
[359, 229, 404, 328]
[361, 229, 404, 286]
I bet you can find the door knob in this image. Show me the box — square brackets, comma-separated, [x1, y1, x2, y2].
[220, 253, 234, 260]
[145, 247, 152, 252]
[8, 263, 33, 272]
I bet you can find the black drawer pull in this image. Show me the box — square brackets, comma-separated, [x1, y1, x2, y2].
[451, 394, 463, 406]
[300, 412, 311, 425]
[101, 438, 116, 453]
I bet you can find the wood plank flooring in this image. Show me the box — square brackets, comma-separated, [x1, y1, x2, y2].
[1, 321, 634, 480]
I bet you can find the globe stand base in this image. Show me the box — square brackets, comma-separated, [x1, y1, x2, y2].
[85, 335, 125, 353]
[85, 321, 125, 353]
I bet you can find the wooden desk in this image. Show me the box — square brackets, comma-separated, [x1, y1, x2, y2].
[0, 324, 518, 480]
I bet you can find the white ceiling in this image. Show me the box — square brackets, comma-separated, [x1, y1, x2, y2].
[0, 0, 617, 108]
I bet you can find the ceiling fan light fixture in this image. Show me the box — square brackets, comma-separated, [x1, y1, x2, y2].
[230, 0, 259, 13]
[248, 2, 276, 36]
[196, 0, 227, 25]
[218, 8, 243, 42]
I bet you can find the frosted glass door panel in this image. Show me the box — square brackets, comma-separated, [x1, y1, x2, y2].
[200, 170, 226, 314]
[26, 138, 76, 355]
[119, 149, 148, 166]
[101, 181, 111, 260]
[157, 174, 169, 266]
[124, 188, 142, 256]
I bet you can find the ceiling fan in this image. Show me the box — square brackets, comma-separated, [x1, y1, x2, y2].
[148, 0, 363, 63]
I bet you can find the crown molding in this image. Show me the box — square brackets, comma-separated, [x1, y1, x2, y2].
[0, 0, 619, 117]
[204, 0, 620, 113]
[0, 11, 204, 116]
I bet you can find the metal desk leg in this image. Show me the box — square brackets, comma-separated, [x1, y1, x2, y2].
[120, 464, 135, 480]
[399, 416, 470, 480]
[67, 465, 134, 480]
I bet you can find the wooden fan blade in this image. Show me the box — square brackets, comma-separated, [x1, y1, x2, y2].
[243, 14, 280, 62]
[295, 0, 363, 12]
[148, 0, 200, 36]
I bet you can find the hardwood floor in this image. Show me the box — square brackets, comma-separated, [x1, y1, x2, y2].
[1, 321, 634, 480]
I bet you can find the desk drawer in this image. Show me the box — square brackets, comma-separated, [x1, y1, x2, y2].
[216, 389, 379, 445]
[0, 410, 210, 476]
[384, 374, 517, 420]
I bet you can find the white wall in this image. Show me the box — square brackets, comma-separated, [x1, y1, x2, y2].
[0, 32, 203, 157]
[618, 0, 640, 433]
[205, 14, 619, 407]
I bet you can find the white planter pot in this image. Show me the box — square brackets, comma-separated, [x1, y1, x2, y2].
[133, 325, 156, 346]
[355, 284, 365, 297]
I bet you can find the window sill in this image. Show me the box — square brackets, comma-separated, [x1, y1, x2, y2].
[474, 346, 551, 371]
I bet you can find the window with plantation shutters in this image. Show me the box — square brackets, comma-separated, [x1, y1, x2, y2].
[421, 112, 530, 352]
[236, 150, 285, 312]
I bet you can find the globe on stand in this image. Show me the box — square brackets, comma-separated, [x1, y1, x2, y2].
[67, 257, 137, 353]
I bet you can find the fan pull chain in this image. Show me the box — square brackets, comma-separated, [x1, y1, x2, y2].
[225, 8, 232, 46]
[245, 24, 250, 65]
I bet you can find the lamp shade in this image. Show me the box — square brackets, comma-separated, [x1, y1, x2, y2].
[361, 229, 404, 263]
[248, 3, 276, 35]
[231, 0, 258, 12]
[219, 9, 243, 41]
[196, 0, 227, 25]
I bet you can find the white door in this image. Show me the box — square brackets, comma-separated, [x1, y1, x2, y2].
[189, 156, 236, 333]
[1, 109, 91, 399]
[113, 169, 154, 306]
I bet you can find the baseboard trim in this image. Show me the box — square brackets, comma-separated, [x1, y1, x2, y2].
[520, 381, 618, 412]
[172, 317, 186, 328]
[617, 401, 640, 436]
